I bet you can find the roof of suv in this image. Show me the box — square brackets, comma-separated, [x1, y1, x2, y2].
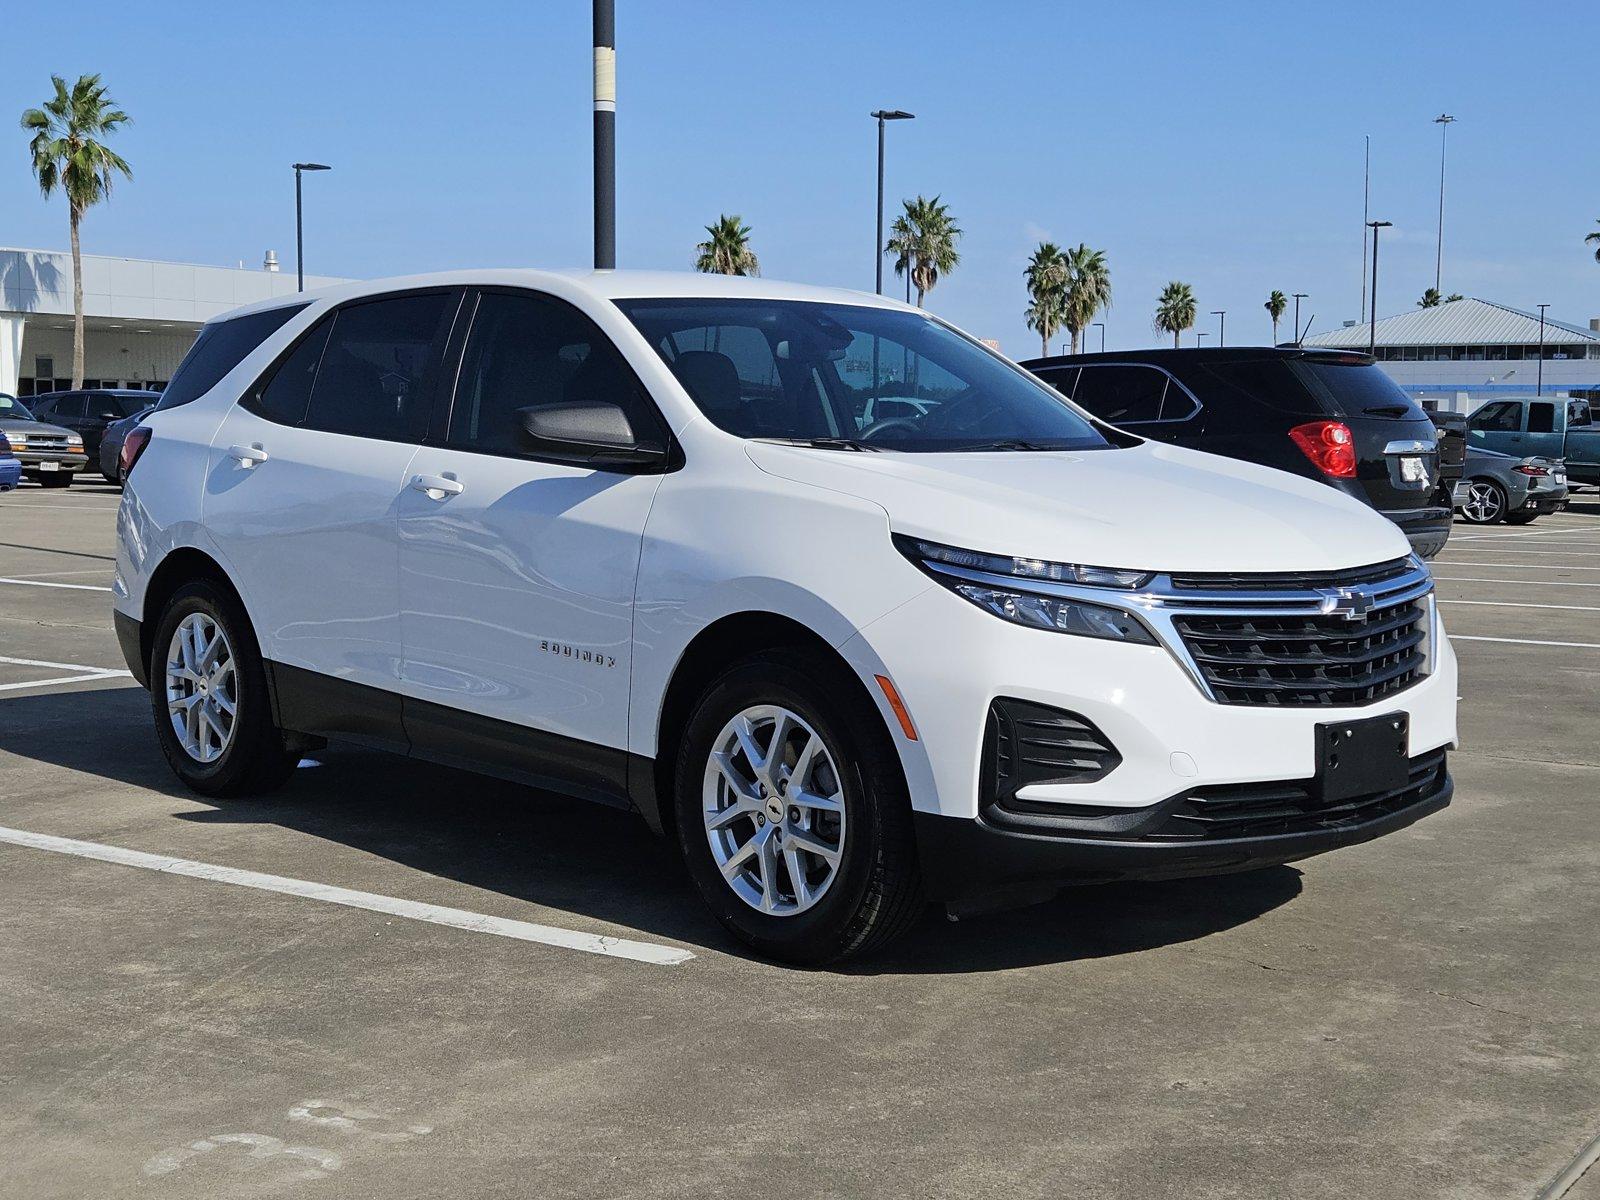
[1021, 347, 1376, 370]
[222, 269, 905, 323]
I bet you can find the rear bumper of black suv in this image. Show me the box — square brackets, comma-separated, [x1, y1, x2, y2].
[913, 752, 1452, 910]
[1384, 504, 1452, 559]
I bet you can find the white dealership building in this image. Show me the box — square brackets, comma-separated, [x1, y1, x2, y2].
[1300, 297, 1600, 411]
[0, 246, 344, 397]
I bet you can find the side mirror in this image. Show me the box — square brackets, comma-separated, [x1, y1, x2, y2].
[516, 401, 667, 469]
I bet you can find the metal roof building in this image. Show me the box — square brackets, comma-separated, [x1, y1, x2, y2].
[1301, 297, 1600, 409]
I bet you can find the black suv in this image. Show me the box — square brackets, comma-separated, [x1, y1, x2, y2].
[28, 389, 163, 476]
[1021, 348, 1451, 558]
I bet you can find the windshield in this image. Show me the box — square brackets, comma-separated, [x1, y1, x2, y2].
[617, 298, 1115, 452]
[0, 395, 36, 422]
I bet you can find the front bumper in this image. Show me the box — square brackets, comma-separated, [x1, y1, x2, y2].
[1382, 504, 1452, 559]
[915, 755, 1452, 906]
[17, 450, 88, 474]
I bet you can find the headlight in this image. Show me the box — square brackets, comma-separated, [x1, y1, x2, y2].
[66, 434, 84, 447]
[895, 536, 1157, 644]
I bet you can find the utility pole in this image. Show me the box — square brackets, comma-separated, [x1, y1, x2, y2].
[291, 163, 331, 292]
[871, 110, 914, 294]
[593, 0, 616, 269]
[1211, 310, 1226, 347]
[1537, 303, 1549, 396]
[1367, 221, 1392, 357]
[1433, 114, 1456, 294]
[1360, 134, 1371, 322]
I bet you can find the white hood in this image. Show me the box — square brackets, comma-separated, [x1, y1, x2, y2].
[746, 440, 1413, 575]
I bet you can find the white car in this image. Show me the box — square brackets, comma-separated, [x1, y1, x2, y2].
[112, 270, 1457, 963]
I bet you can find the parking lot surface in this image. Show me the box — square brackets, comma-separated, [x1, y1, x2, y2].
[2, 481, 1598, 1199]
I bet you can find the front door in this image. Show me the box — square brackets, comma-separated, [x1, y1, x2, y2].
[204, 290, 461, 704]
[397, 288, 668, 781]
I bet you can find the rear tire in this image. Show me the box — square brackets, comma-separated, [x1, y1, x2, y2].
[149, 580, 297, 797]
[1459, 479, 1506, 525]
[673, 648, 923, 965]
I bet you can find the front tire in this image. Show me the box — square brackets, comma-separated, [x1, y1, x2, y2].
[1459, 479, 1507, 524]
[149, 581, 296, 797]
[673, 649, 922, 965]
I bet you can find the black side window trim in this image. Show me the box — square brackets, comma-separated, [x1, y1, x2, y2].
[239, 287, 467, 446]
[436, 285, 678, 472]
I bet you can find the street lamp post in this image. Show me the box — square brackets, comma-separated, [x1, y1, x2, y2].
[1092, 321, 1106, 352]
[871, 110, 914, 295]
[1195, 332, 1208, 345]
[291, 163, 331, 292]
[1292, 293, 1308, 346]
[1433, 114, 1456, 295]
[1366, 221, 1393, 357]
[1537, 303, 1549, 396]
[593, 0, 616, 269]
[1211, 310, 1226, 347]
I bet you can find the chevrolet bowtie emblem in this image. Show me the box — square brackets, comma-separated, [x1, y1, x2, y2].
[1321, 587, 1375, 622]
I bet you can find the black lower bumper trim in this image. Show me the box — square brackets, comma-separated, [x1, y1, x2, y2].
[913, 770, 1452, 905]
[114, 609, 147, 688]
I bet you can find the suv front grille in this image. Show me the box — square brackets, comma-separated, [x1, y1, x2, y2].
[1149, 748, 1448, 841]
[1172, 594, 1427, 707]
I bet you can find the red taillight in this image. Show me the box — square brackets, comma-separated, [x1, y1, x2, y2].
[1512, 463, 1549, 477]
[120, 426, 152, 478]
[1288, 420, 1357, 478]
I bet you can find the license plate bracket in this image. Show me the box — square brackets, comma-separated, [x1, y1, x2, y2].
[1314, 713, 1410, 803]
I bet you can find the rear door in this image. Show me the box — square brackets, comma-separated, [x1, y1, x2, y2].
[1565, 399, 1600, 483]
[205, 289, 461, 711]
[1522, 399, 1564, 459]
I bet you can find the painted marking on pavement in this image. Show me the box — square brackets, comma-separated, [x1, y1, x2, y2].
[1441, 599, 1600, 613]
[1432, 577, 1600, 589]
[0, 825, 695, 966]
[1451, 635, 1600, 650]
[0, 576, 113, 592]
[0, 655, 132, 693]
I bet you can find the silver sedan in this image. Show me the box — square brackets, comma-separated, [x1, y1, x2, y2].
[1453, 447, 1568, 525]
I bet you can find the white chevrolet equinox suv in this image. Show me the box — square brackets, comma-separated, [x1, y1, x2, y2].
[113, 271, 1458, 963]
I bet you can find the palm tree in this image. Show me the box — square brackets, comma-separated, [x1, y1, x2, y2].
[1024, 242, 1068, 356]
[1154, 282, 1196, 348]
[694, 214, 759, 276]
[887, 195, 961, 308]
[1418, 287, 1442, 308]
[1062, 244, 1112, 354]
[1265, 290, 1287, 344]
[1586, 221, 1600, 263]
[22, 74, 132, 389]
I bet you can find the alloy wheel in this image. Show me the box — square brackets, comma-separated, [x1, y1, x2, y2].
[1462, 481, 1504, 524]
[164, 613, 237, 763]
[702, 705, 847, 917]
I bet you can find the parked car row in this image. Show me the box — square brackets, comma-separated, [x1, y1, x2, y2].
[0, 390, 160, 487]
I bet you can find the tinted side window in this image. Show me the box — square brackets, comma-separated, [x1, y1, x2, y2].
[1073, 365, 1167, 424]
[1470, 401, 1521, 432]
[90, 395, 125, 421]
[1570, 400, 1594, 428]
[243, 318, 334, 426]
[448, 291, 662, 457]
[1031, 366, 1077, 399]
[1527, 402, 1555, 434]
[45, 395, 86, 418]
[303, 293, 456, 442]
[155, 304, 308, 411]
[1194, 359, 1328, 416]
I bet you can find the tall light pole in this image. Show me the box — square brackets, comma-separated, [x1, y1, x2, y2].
[1195, 332, 1208, 345]
[291, 163, 331, 292]
[1360, 134, 1371, 322]
[593, 0, 616, 269]
[871, 110, 914, 294]
[1433, 114, 1456, 295]
[1367, 221, 1392, 357]
[1292, 293, 1308, 346]
[1092, 321, 1106, 352]
[1211, 310, 1226, 347]
[1537, 303, 1549, 396]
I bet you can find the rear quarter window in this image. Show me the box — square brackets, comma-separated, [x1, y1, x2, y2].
[155, 303, 308, 412]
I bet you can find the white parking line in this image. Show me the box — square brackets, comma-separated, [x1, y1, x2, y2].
[1433, 577, 1600, 589]
[1439, 547, 1600, 557]
[1441, 599, 1600, 613]
[0, 825, 695, 966]
[0, 503, 122, 512]
[0, 577, 112, 592]
[1430, 561, 1600, 571]
[1451, 635, 1600, 650]
[1450, 527, 1592, 542]
[0, 654, 132, 693]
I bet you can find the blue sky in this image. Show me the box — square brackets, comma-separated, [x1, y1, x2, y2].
[6, 0, 1597, 354]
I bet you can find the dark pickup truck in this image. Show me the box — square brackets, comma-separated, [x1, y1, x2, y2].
[1467, 396, 1600, 485]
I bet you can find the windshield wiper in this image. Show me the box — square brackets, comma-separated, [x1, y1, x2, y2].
[1362, 405, 1411, 417]
[953, 438, 1062, 452]
[757, 436, 882, 452]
